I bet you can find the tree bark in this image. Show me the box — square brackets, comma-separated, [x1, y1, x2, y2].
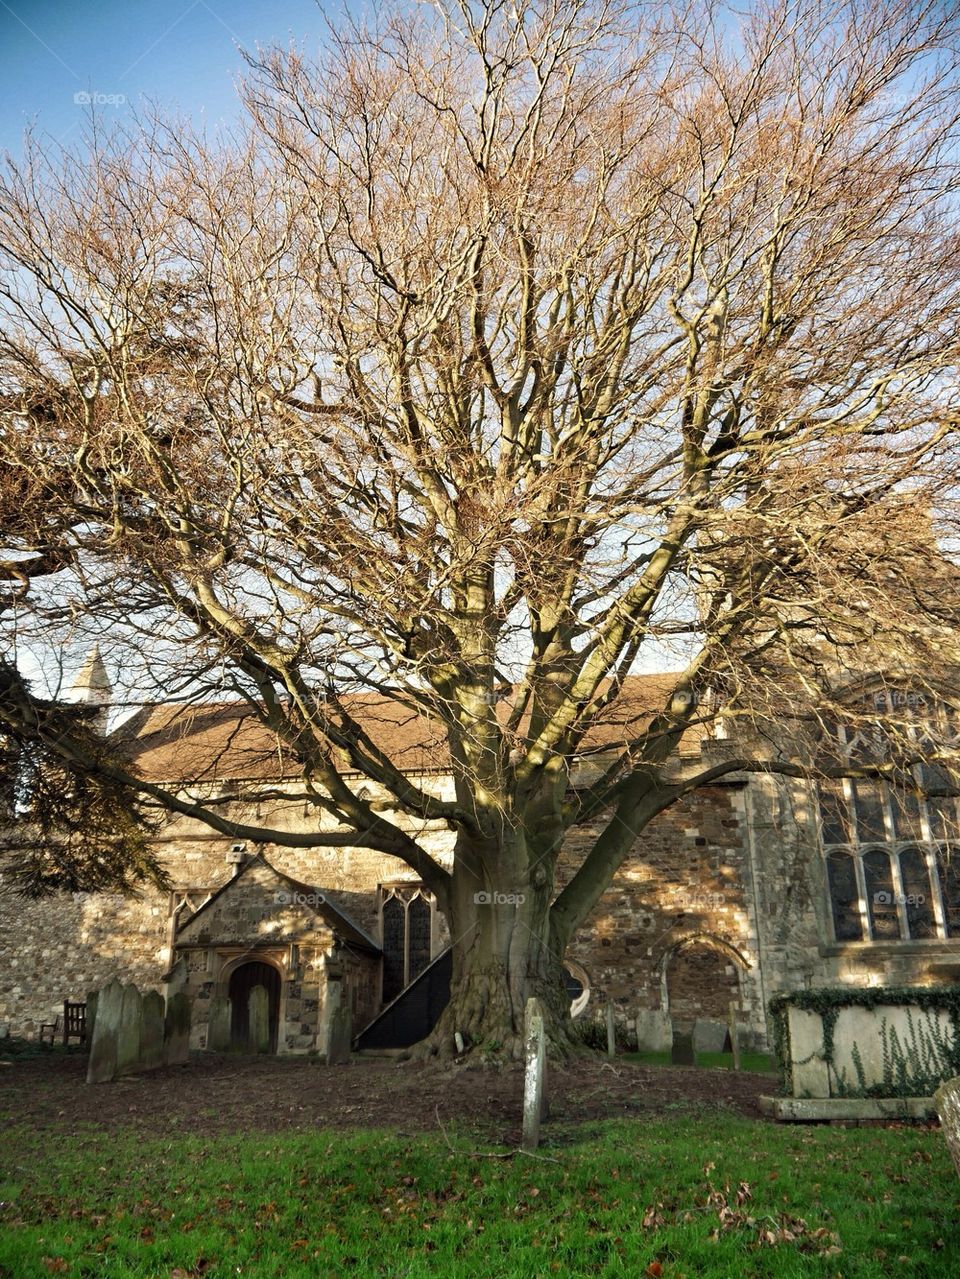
[416, 833, 577, 1062]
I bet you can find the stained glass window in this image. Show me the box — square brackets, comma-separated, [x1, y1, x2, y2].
[936, 850, 960, 939]
[851, 781, 888, 841]
[819, 785, 849, 845]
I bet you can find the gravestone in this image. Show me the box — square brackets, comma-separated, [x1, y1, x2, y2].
[164, 991, 192, 1065]
[693, 1018, 730, 1055]
[116, 984, 143, 1075]
[86, 978, 123, 1084]
[635, 1010, 672, 1054]
[671, 1026, 695, 1066]
[85, 989, 99, 1046]
[935, 1077, 960, 1179]
[522, 997, 547, 1153]
[207, 996, 232, 1052]
[249, 985, 270, 1054]
[139, 991, 165, 1070]
[728, 1002, 742, 1071]
[167, 957, 188, 999]
[323, 978, 352, 1064]
[327, 1004, 352, 1065]
[605, 1003, 616, 1058]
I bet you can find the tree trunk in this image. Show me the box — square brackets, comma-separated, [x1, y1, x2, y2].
[417, 839, 577, 1063]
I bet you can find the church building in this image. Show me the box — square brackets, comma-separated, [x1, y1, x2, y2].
[2, 649, 958, 1057]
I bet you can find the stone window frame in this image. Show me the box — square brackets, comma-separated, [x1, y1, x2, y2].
[818, 690, 960, 944]
[377, 883, 439, 1003]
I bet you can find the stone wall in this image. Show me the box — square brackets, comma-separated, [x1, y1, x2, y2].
[173, 856, 383, 1053]
[4, 762, 960, 1052]
[560, 780, 767, 1045]
[0, 887, 168, 1038]
[0, 840, 399, 1040]
[0, 775, 828, 1051]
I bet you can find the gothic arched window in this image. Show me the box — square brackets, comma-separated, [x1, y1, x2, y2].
[826, 850, 863, 941]
[818, 689, 959, 943]
[378, 886, 437, 1003]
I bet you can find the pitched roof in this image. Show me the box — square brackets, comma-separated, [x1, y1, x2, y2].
[174, 853, 381, 953]
[116, 673, 701, 785]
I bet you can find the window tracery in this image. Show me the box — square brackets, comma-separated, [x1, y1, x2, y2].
[819, 689, 960, 943]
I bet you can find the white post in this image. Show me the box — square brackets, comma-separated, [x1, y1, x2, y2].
[522, 997, 547, 1153]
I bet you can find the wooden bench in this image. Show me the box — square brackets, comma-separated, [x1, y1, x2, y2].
[38, 1001, 87, 1047]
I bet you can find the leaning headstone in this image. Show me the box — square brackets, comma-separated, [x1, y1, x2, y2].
[116, 984, 143, 1075]
[671, 1026, 695, 1066]
[635, 1009, 672, 1054]
[139, 991, 165, 1070]
[207, 996, 232, 1052]
[85, 989, 99, 1047]
[86, 978, 123, 1084]
[164, 991, 191, 1065]
[249, 985, 270, 1054]
[521, 997, 547, 1153]
[935, 1077, 960, 1179]
[693, 1018, 730, 1055]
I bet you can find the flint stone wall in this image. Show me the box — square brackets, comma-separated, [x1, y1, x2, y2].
[6, 763, 960, 1054]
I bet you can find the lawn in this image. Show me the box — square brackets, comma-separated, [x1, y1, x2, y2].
[621, 1050, 775, 1072]
[1, 1112, 956, 1278]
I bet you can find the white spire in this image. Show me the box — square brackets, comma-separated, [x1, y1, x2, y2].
[72, 644, 111, 732]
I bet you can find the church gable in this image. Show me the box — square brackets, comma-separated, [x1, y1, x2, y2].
[176, 856, 342, 949]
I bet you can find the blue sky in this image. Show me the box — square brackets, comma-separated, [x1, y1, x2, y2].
[0, 0, 340, 694]
[0, 0, 334, 158]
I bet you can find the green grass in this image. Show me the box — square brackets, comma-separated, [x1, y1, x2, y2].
[621, 1050, 775, 1072]
[1, 1114, 956, 1278]
[0, 1037, 85, 1062]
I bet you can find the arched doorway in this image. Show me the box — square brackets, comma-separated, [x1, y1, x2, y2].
[662, 936, 747, 1028]
[228, 960, 281, 1052]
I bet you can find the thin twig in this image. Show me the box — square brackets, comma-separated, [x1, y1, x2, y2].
[434, 1104, 561, 1163]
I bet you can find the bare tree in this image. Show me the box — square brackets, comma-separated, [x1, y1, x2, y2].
[2, 0, 960, 1056]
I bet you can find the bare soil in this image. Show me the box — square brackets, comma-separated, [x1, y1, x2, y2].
[0, 1050, 774, 1144]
